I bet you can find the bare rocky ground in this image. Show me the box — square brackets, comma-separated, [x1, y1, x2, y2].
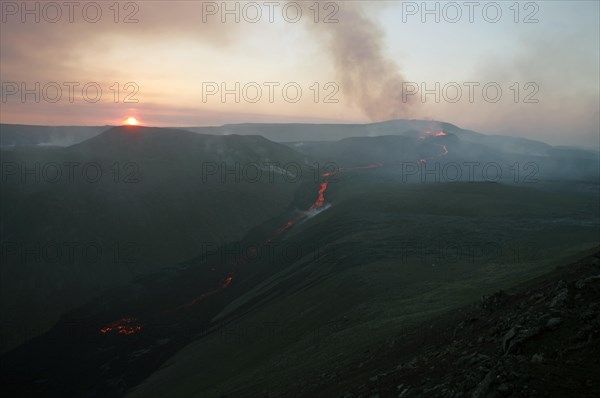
[282, 249, 600, 398]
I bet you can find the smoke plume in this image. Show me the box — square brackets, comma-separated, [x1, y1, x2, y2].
[304, 2, 416, 121]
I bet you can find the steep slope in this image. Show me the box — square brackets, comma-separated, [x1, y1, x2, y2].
[123, 178, 598, 398]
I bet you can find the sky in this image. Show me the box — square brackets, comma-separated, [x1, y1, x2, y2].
[0, 0, 598, 147]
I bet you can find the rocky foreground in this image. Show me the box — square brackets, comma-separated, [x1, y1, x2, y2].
[287, 249, 600, 398]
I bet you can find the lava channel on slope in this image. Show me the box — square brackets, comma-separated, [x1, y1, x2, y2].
[99, 162, 388, 331]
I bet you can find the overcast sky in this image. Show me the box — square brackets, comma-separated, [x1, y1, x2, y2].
[1, 1, 598, 147]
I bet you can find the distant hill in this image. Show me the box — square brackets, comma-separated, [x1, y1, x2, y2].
[183, 119, 459, 143]
[0, 124, 109, 147]
[3, 121, 597, 163]
[291, 133, 599, 182]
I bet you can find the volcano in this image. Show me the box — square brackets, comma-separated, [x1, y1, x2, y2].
[1, 122, 598, 398]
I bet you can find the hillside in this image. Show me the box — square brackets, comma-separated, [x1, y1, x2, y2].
[122, 178, 599, 398]
[0, 126, 313, 352]
[283, 249, 600, 398]
[0, 124, 108, 147]
[123, 250, 600, 398]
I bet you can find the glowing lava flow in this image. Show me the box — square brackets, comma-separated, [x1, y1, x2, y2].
[310, 181, 329, 210]
[178, 162, 383, 310]
[182, 273, 236, 308]
[419, 130, 448, 139]
[269, 163, 384, 240]
[99, 317, 143, 335]
[418, 131, 450, 163]
[307, 165, 383, 213]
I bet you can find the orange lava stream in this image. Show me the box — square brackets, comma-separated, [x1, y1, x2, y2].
[419, 130, 447, 139]
[177, 162, 384, 310]
[99, 317, 143, 335]
[309, 181, 329, 210]
[418, 131, 450, 162]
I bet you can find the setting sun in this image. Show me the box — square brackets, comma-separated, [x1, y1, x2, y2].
[124, 117, 139, 126]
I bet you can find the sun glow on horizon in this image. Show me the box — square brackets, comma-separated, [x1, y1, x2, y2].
[124, 117, 140, 126]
